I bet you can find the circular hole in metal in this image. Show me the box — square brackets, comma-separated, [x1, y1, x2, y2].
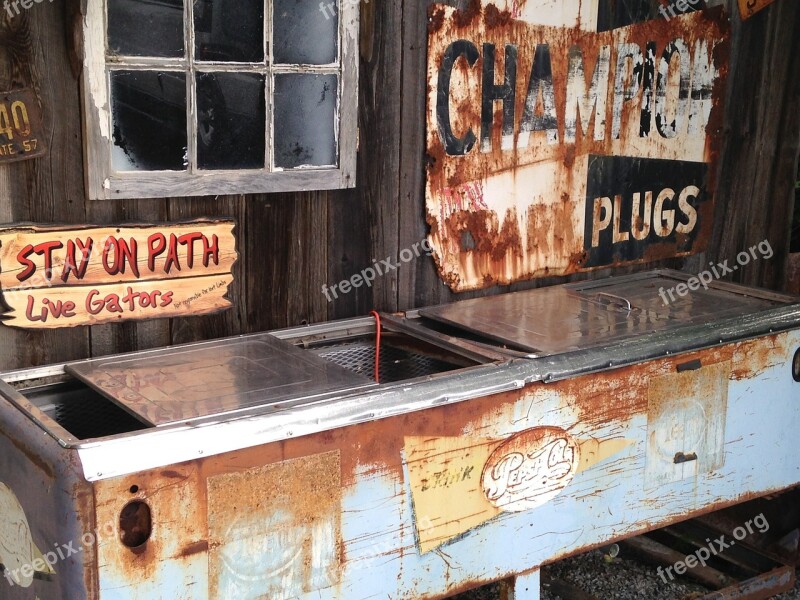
[129, 485, 139, 494]
[793, 349, 800, 382]
[119, 501, 152, 549]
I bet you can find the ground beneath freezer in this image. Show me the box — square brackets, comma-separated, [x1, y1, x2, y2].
[454, 549, 800, 599]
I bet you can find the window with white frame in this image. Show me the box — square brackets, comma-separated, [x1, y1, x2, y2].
[81, 0, 358, 200]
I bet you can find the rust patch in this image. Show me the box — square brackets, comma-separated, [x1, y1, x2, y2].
[738, 0, 778, 20]
[484, 4, 514, 29]
[731, 332, 790, 380]
[177, 539, 208, 558]
[207, 451, 342, 598]
[76, 477, 100, 599]
[93, 462, 206, 593]
[454, 0, 482, 28]
[642, 240, 684, 262]
[427, 5, 446, 34]
[567, 250, 588, 271]
[553, 344, 734, 428]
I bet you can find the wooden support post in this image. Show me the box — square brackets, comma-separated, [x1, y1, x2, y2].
[507, 569, 541, 600]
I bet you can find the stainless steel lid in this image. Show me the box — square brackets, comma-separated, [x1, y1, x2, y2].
[66, 334, 376, 426]
[420, 271, 793, 355]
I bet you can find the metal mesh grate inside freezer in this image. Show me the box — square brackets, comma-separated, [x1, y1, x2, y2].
[24, 381, 149, 440]
[313, 341, 461, 383]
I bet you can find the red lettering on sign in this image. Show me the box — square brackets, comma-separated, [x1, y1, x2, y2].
[16, 245, 35, 282]
[202, 234, 220, 267]
[61, 238, 94, 283]
[164, 235, 181, 274]
[25, 295, 44, 322]
[147, 233, 167, 272]
[16, 241, 64, 282]
[25, 296, 77, 322]
[178, 232, 204, 268]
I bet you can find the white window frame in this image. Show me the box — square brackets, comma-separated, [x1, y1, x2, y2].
[81, 0, 359, 201]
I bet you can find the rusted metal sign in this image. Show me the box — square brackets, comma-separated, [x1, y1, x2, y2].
[0, 88, 46, 164]
[0, 220, 237, 328]
[738, 0, 777, 19]
[425, 1, 730, 291]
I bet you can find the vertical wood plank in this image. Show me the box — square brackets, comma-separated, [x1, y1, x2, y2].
[327, 0, 405, 321]
[354, 0, 403, 313]
[327, 186, 372, 320]
[286, 192, 330, 327]
[397, 0, 459, 311]
[0, 4, 90, 369]
[244, 192, 329, 332]
[168, 195, 247, 345]
[709, 0, 800, 290]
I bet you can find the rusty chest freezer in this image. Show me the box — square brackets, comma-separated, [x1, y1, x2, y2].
[2, 269, 800, 600]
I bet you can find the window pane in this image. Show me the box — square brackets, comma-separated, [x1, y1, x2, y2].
[274, 74, 337, 169]
[110, 71, 188, 171]
[194, 0, 264, 62]
[108, 0, 185, 58]
[197, 72, 266, 170]
[273, 0, 337, 65]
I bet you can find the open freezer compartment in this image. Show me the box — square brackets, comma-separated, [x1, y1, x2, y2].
[0, 319, 497, 444]
[17, 379, 152, 441]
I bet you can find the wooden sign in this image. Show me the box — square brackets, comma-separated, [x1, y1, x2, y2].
[0, 88, 47, 163]
[0, 221, 236, 329]
[739, 0, 778, 19]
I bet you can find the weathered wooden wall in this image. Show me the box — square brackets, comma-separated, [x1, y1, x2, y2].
[0, 0, 797, 371]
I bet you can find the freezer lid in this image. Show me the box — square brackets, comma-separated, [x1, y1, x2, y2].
[419, 270, 796, 355]
[65, 334, 376, 426]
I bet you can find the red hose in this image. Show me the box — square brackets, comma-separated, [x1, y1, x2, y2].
[369, 311, 381, 383]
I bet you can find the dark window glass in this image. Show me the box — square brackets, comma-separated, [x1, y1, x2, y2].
[194, 0, 264, 62]
[274, 0, 338, 65]
[108, 0, 185, 58]
[110, 71, 188, 171]
[197, 72, 266, 169]
[274, 74, 337, 168]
